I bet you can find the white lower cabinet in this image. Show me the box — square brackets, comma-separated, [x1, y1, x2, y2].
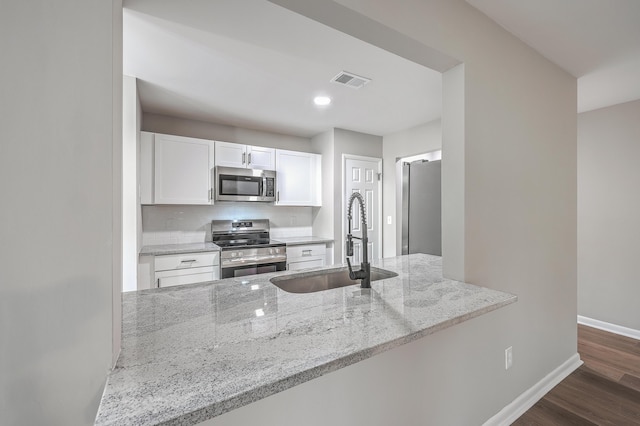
[286, 244, 326, 271]
[153, 251, 220, 288]
[155, 269, 217, 288]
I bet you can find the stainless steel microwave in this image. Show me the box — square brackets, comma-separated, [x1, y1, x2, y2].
[215, 166, 276, 202]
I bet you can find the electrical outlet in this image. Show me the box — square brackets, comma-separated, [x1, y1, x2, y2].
[505, 346, 513, 370]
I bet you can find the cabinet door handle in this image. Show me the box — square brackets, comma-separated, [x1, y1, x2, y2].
[302, 250, 312, 256]
[276, 191, 279, 203]
[242, 152, 246, 164]
[248, 153, 252, 165]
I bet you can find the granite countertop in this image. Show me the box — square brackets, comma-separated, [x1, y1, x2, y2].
[272, 236, 334, 245]
[139, 242, 221, 256]
[95, 254, 516, 426]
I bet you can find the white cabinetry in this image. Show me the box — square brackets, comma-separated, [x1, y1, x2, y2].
[214, 141, 275, 170]
[154, 251, 220, 288]
[287, 244, 326, 271]
[275, 149, 322, 206]
[140, 132, 215, 205]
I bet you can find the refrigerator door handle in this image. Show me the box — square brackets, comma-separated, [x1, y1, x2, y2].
[401, 162, 410, 255]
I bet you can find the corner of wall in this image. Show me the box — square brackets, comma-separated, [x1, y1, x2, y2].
[441, 63, 465, 281]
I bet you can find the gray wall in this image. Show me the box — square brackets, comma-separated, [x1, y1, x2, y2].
[270, 0, 577, 423]
[578, 99, 640, 331]
[0, 1, 122, 425]
[143, 113, 312, 151]
[382, 120, 442, 257]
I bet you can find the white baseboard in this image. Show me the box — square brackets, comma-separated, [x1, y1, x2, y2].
[483, 353, 582, 426]
[578, 315, 640, 340]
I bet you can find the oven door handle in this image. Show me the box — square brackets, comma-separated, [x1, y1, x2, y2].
[221, 254, 287, 267]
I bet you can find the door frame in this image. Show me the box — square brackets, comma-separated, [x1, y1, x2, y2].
[341, 153, 383, 261]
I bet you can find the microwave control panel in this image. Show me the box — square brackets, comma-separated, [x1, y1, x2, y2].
[265, 178, 275, 197]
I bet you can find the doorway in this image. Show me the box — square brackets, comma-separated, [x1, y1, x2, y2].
[343, 154, 383, 263]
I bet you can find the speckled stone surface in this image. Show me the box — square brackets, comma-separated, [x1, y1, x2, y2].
[95, 254, 516, 426]
[271, 236, 334, 246]
[139, 242, 220, 256]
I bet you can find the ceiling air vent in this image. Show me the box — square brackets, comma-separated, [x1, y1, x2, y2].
[331, 71, 371, 89]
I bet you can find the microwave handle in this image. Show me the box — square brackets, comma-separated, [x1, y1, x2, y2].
[262, 176, 266, 197]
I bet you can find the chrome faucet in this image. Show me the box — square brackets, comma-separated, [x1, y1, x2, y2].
[346, 192, 371, 288]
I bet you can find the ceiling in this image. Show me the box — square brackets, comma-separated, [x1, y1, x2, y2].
[466, 0, 640, 112]
[123, 0, 442, 138]
[125, 0, 640, 137]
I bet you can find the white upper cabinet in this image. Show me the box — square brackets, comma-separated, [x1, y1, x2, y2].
[247, 145, 276, 169]
[140, 132, 215, 205]
[214, 141, 246, 168]
[214, 141, 275, 170]
[275, 149, 322, 206]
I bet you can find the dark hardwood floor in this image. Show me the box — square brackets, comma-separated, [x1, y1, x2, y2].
[513, 324, 640, 425]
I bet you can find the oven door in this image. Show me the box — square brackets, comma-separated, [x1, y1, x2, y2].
[220, 246, 287, 279]
[221, 261, 286, 279]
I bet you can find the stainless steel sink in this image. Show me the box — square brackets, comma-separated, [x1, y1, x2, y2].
[270, 266, 398, 294]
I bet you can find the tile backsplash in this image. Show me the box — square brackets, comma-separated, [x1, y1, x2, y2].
[142, 204, 313, 246]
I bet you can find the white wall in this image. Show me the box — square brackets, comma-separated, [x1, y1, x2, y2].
[268, 0, 577, 423]
[310, 131, 335, 236]
[578, 99, 640, 331]
[0, 1, 122, 424]
[382, 119, 442, 257]
[111, 0, 124, 370]
[143, 113, 313, 151]
[141, 204, 314, 245]
[123, 75, 141, 292]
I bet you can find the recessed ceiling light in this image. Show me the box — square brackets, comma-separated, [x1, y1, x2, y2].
[313, 96, 331, 106]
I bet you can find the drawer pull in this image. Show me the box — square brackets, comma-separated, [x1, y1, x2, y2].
[180, 259, 197, 263]
[302, 250, 312, 256]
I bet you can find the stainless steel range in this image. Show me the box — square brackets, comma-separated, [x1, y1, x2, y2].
[211, 219, 286, 279]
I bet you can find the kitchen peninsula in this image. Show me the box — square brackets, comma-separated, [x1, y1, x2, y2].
[96, 254, 516, 425]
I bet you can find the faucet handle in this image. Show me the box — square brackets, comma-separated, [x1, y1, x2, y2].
[346, 257, 356, 279]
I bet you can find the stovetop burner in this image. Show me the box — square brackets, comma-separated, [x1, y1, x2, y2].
[211, 219, 283, 250]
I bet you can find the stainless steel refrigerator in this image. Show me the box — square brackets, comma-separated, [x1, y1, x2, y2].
[401, 160, 441, 256]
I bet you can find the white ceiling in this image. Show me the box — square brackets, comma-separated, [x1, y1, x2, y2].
[466, 0, 640, 112]
[125, 0, 640, 136]
[123, 0, 442, 138]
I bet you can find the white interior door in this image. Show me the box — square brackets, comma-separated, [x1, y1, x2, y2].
[344, 156, 382, 263]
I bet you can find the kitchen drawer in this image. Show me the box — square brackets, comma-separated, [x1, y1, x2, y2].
[154, 251, 219, 272]
[287, 258, 325, 271]
[155, 266, 219, 288]
[287, 244, 325, 260]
